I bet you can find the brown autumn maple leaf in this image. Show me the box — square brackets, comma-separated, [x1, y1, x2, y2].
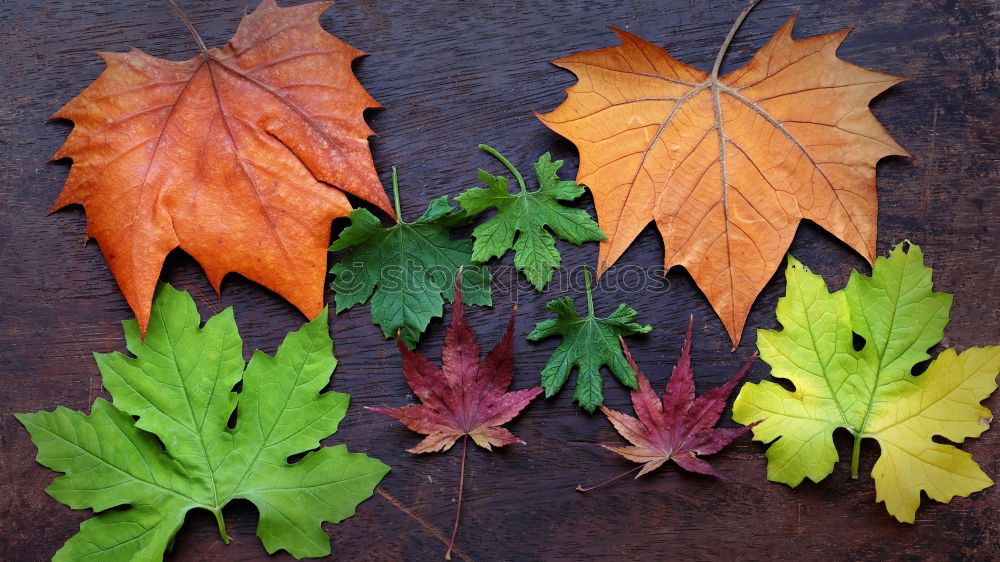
[580, 317, 758, 491]
[537, 5, 908, 347]
[51, 0, 392, 336]
[368, 270, 543, 559]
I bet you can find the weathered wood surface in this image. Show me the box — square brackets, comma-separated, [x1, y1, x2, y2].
[1, 0, 998, 559]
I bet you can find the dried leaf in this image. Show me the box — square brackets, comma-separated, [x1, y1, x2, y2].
[537, 7, 907, 347]
[595, 317, 756, 483]
[369, 271, 541, 451]
[51, 0, 391, 336]
[369, 270, 542, 558]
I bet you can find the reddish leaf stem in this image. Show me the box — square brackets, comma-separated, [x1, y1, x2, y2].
[576, 464, 643, 493]
[165, 0, 209, 54]
[376, 488, 472, 562]
[445, 434, 468, 560]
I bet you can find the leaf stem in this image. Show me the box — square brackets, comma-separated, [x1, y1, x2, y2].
[376, 488, 472, 562]
[711, 0, 764, 80]
[576, 465, 643, 493]
[391, 166, 403, 223]
[211, 508, 230, 543]
[850, 434, 862, 479]
[584, 265, 594, 317]
[445, 435, 468, 560]
[165, 0, 209, 54]
[479, 144, 527, 193]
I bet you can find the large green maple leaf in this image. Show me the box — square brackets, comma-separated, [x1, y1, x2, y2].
[329, 168, 491, 349]
[733, 242, 999, 522]
[16, 284, 389, 560]
[527, 267, 651, 412]
[456, 145, 605, 291]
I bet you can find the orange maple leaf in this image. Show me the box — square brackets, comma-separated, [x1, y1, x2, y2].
[537, 6, 907, 348]
[51, 0, 392, 336]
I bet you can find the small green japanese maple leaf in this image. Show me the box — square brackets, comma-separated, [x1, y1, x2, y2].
[330, 168, 492, 348]
[456, 144, 606, 291]
[527, 267, 651, 412]
[733, 242, 1000, 522]
[16, 284, 389, 560]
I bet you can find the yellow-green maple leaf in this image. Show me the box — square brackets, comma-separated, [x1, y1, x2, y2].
[733, 242, 999, 522]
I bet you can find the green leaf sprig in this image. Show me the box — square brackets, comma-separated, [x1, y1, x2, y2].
[527, 267, 651, 412]
[330, 167, 492, 348]
[457, 145, 606, 291]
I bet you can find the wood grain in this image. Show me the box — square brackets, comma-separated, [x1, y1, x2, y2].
[1, 0, 997, 559]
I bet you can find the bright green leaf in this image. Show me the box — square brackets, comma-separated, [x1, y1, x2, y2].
[733, 242, 999, 522]
[16, 284, 389, 560]
[456, 145, 606, 291]
[329, 168, 491, 349]
[527, 267, 651, 412]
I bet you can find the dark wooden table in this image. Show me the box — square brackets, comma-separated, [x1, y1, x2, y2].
[2, 0, 998, 559]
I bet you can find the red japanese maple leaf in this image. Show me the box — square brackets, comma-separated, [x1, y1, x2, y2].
[369, 270, 542, 558]
[583, 317, 758, 490]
